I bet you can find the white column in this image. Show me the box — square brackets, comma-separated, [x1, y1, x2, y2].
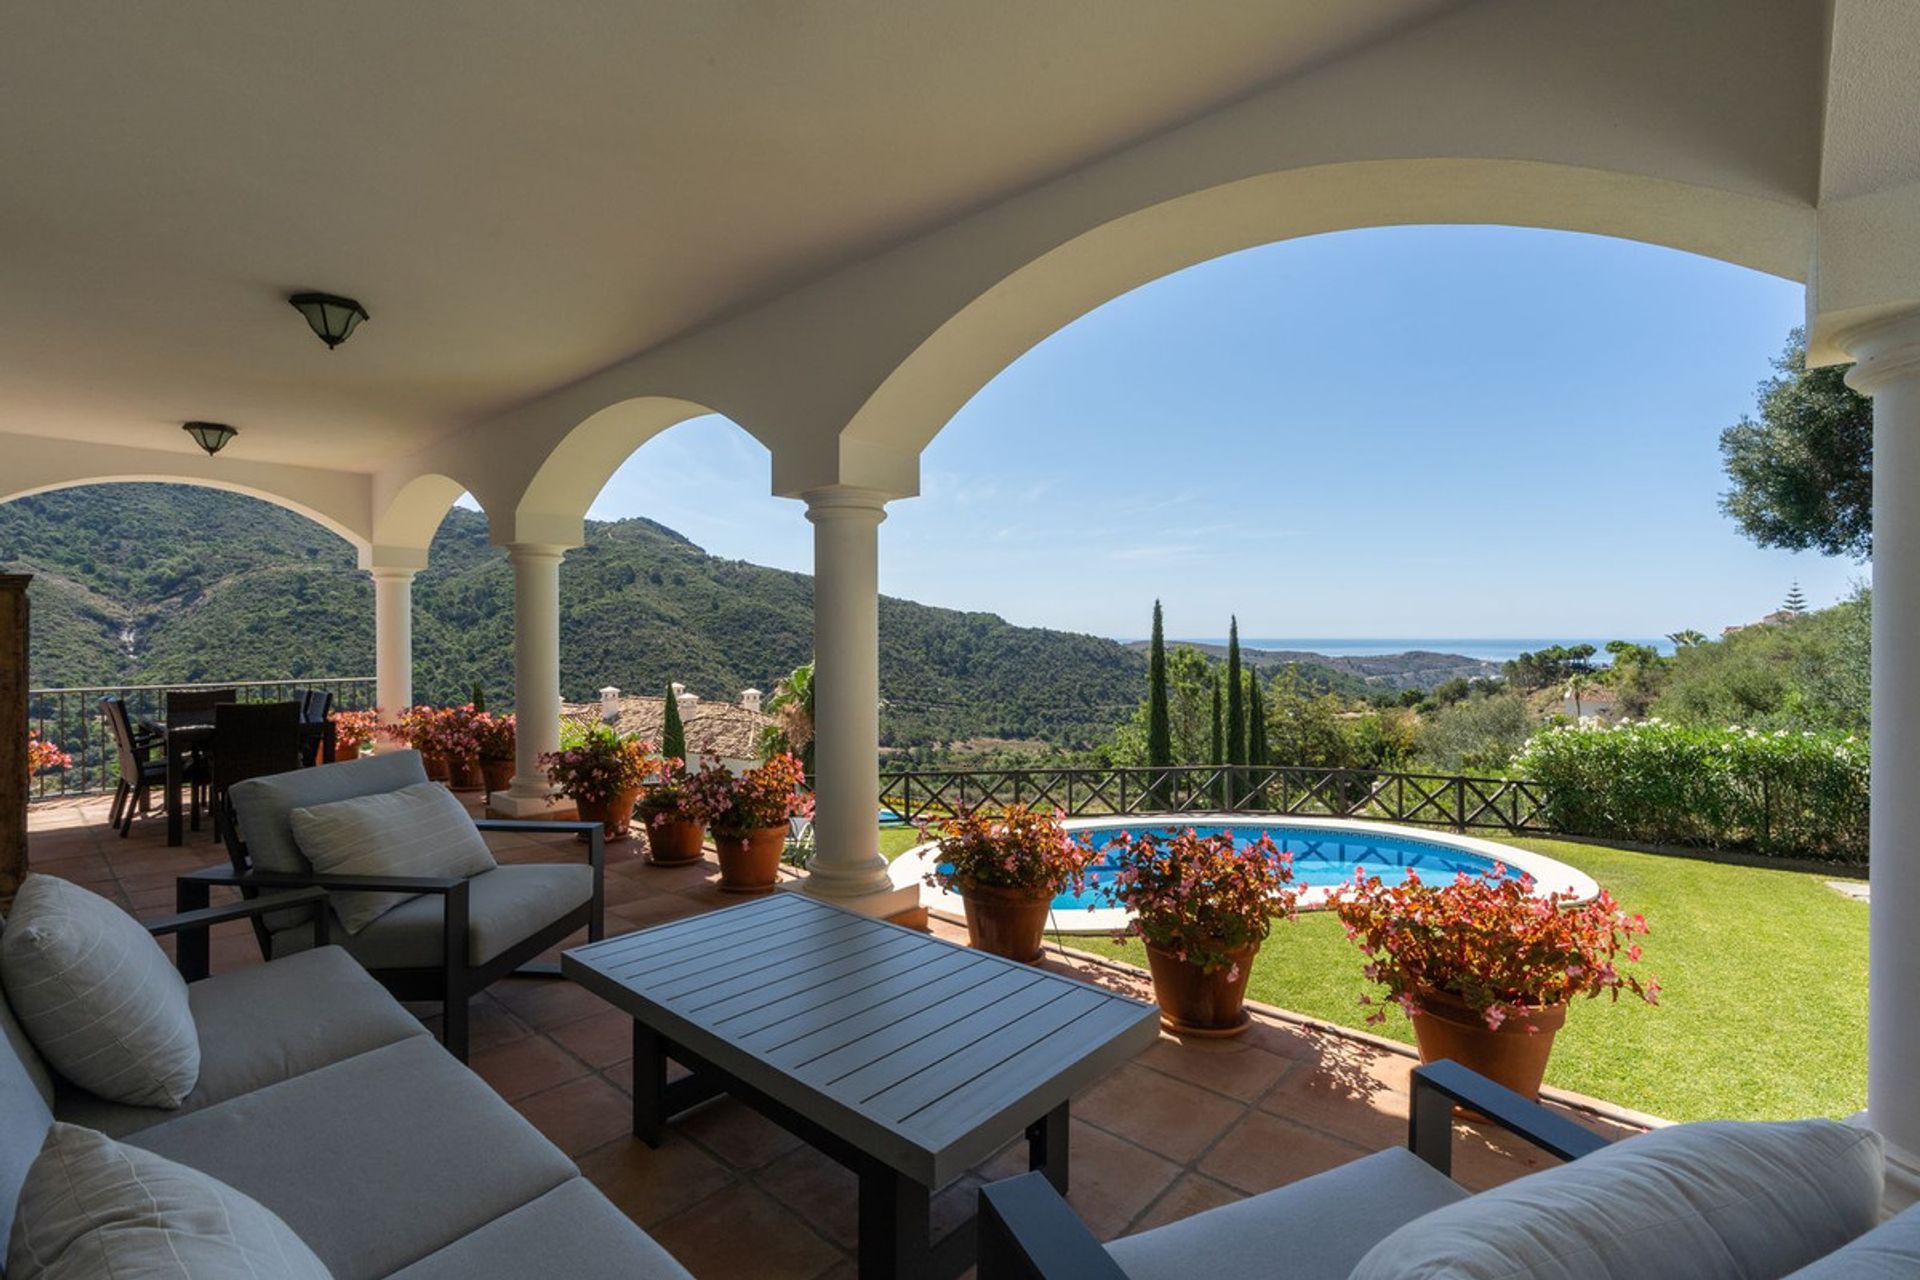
[370, 568, 414, 720]
[1847, 311, 1920, 1205]
[495, 542, 570, 815]
[799, 488, 916, 914]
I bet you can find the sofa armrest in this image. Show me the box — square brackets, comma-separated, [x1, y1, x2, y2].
[151, 887, 332, 982]
[1409, 1060, 1614, 1176]
[978, 1172, 1128, 1280]
[179, 864, 466, 895]
[471, 818, 606, 942]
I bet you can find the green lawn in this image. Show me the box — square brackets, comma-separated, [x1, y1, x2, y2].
[879, 827, 923, 860]
[1067, 837, 1867, 1124]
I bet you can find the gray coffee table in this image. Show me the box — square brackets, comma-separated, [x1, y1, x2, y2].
[563, 892, 1158, 1279]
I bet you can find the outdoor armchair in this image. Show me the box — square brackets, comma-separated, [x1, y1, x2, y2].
[978, 1060, 1908, 1280]
[179, 749, 605, 1061]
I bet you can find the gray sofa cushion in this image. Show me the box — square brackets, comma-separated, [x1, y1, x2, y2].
[1784, 1202, 1920, 1278]
[1351, 1118, 1885, 1280]
[128, 1035, 575, 1280]
[54, 947, 428, 1137]
[8, 1122, 332, 1280]
[1, 874, 200, 1108]
[229, 750, 431, 876]
[0, 923, 57, 1270]
[387, 1177, 693, 1280]
[274, 864, 592, 970]
[1106, 1147, 1470, 1280]
[291, 782, 498, 933]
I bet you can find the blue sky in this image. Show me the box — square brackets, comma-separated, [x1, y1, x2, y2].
[584, 225, 1859, 641]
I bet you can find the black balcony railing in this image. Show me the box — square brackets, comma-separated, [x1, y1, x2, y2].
[27, 677, 375, 799]
[879, 764, 1552, 835]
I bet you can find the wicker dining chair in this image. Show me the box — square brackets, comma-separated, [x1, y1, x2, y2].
[99, 696, 166, 837]
[209, 701, 304, 826]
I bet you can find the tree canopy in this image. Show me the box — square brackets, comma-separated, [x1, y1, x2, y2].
[1719, 328, 1872, 561]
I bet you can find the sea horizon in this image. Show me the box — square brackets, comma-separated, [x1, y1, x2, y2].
[1127, 637, 1675, 664]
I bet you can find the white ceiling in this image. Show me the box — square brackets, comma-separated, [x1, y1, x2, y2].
[0, 0, 1454, 471]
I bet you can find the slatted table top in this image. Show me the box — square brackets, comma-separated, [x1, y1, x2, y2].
[563, 892, 1159, 1187]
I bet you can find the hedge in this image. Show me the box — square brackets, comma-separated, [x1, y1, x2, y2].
[1511, 719, 1868, 862]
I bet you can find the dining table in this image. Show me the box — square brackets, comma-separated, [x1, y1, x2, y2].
[164, 712, 334, 846]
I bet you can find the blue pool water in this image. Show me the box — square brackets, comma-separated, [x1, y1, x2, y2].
[1050, 822, 1504, 911]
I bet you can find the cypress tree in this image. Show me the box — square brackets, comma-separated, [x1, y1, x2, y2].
[1246, 672, 1269, 810]
[662, 683, 687, 762]
[1210, 673, 1225, 807]
[1225, 618, 1245, 806]
[1146, 601, 1172, 809]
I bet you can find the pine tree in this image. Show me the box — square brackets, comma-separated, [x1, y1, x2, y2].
[1146, 601, 1172, 808]
[1210, 673, 1225, 807]
[1225, 618, 1245, 806]
[662, 683, 687, 762]
[1783, 582, 1808, 616]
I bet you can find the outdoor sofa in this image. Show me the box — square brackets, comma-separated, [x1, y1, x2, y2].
[0, 881, 688, 1279]
[980, 1059, 1920, 1279]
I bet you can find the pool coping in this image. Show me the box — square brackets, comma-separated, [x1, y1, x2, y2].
[892, 813, 1602, 935]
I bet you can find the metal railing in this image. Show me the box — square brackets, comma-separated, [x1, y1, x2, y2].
[27, 677, 375, 798]
[879, 763, 1552, 834]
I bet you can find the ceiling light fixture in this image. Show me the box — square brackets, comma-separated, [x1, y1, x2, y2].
[288, 292, 369, 349]
[182, 421, 238, 456]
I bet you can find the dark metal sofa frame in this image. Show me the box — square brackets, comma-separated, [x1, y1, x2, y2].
[175, 795, 605, 1061]
[976, 1059, 1616, 1280]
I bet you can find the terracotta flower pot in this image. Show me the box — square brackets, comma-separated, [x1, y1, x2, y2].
[713, 826, 786, 893]
[420, 753, 451, 782]
[639, 803, 707, 866]
[1144, 941, 1259, 1037]
[574, 786, 643, 841]
[1408, 989, 1568, 1100]
[335, 741, 361, 763]
[481, 758, 515, 792]
[447, 756, 485, 791]
[959, 883, 1054, 963]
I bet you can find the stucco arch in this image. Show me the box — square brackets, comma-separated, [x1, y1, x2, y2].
[840, 157, 1812, 458]
[370, 472, 469, 558]
[0, 433, 371, 552]
[500, 395, 759, 546]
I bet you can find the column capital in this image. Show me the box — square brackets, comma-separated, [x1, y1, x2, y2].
[367, 565, 417, 584]
[802, 486, 892, 523]
[504, 541, 571, 566]
[1840, 310, 1920, 395]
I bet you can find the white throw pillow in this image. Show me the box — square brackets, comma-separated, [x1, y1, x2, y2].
[1350, 1119, 1883, 1280]
[289, 782, 497, 933]
[7, 1122, 332, 1279]
[0, 875, 199, 1108]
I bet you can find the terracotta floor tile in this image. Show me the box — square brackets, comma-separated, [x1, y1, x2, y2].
[1057, 1120, 1181, 1240]
[649, 1184, 844, 1280]
[579, 1135, 738, 1230]
[1075, 1062, 1246, 1163]
[676, 1096, 807, 1170]
[550, 1008, 634, 1068]
[1197, 1109, 1371, 1195]
[490, 974, 615, 1029]
[1135, 1034, 1293, 1103]
[1239, 1016, 1326, 1062]
[469, 1033, 590, 1101]
[1127, 1171, 1245, 1234]
[1258, 1058, 1407, 1153]
[758, 1143, 859, 1249]
[512, 1075, 635, 1158]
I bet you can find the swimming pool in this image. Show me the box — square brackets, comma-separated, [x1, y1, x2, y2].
[891, 815, 1598, 934]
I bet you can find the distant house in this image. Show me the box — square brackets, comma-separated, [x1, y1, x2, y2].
[560, 684, 774, 772]
[1561, 687, 1620, 722]
[1722, 609, 1799, 639]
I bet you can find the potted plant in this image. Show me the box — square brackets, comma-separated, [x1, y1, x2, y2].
[1331, 867, 1658, 1098]
[396, 706, 451, 781]
[637, 755, 706, 867]
[685, 752, 812, 894]
[441, 705, 485, 791]
[921, 804, 1095, 962]
[1103, 828, 1298, 1036]
[477, 712, 516, 792]
[539, 727, 654, 840]
[328, 709, 382, 762]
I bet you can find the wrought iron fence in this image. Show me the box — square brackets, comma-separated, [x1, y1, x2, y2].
[879, 764, 1552, 835]
[27, 677, 375, 799]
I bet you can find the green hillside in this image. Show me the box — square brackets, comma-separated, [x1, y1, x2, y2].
[1, 485, 1143, 748]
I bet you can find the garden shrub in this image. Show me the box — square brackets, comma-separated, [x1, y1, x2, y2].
[1511, 719, 1867, 861]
